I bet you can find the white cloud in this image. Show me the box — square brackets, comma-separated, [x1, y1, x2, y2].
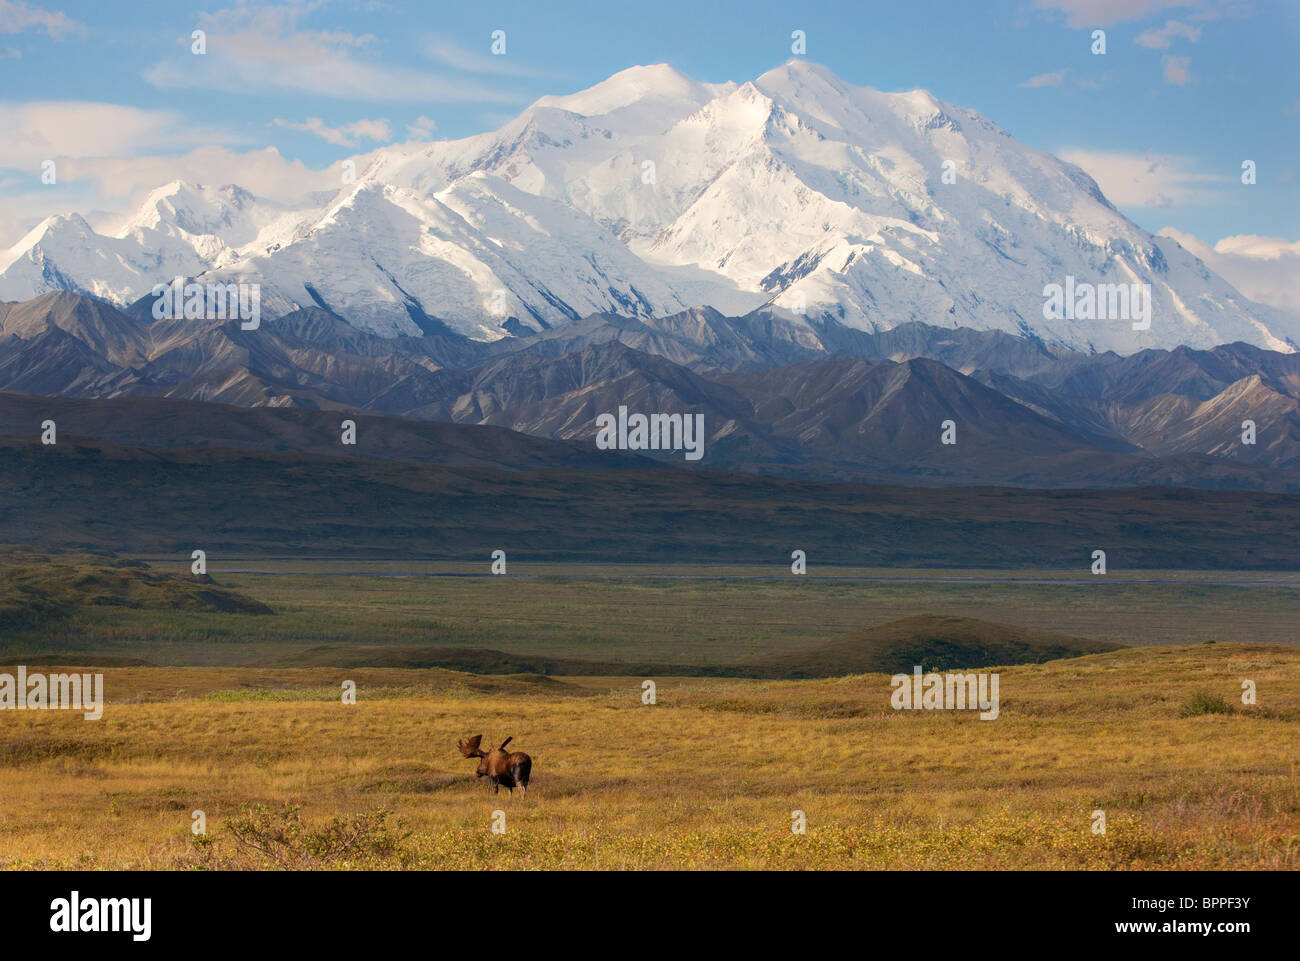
[0, 144, 347, 248]
[1134, 19, 1202, 47]
[1162, 55, 1194, 85]
[1030, 1, 1250, 28]
[0, 192, 48, 247]
[1017, 67, 1104, 90]
[1159, 227, 1300, 312]
[1059, 148, 1225, 207]
[1185, 2, 1252, 22]
[272, 116, 392, 147]
[405, 115, 436, 139]
[144, 4, 521, 103]
[421, 36, 552, 78]
[1019, 69, 1068, 88]
[1029, 0, 1199, 28]
[65, 146, 343, 206]
[0, 101, 247, 169]
[0, 0, 83, 39]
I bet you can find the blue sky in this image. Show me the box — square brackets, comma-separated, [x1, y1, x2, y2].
[1, 0, 1296, 251]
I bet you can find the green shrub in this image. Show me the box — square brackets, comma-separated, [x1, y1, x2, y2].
[1179, 691, 1232, 718]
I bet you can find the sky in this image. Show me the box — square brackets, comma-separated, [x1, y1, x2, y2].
[1, 0, 1297, 303]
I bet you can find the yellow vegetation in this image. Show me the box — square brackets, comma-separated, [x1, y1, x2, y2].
[0, 644, 1295, 870]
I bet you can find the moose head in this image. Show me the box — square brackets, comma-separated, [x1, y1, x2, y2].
[458, 734, 532, 797]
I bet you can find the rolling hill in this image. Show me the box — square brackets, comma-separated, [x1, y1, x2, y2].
[0, 555, 271, 633]
[3, 431, 1298, 566]
[251, 614, 1119, 678]
[733, 614, 1120, 677]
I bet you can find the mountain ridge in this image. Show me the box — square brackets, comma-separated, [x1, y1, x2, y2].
[3, 291, 1299, 489]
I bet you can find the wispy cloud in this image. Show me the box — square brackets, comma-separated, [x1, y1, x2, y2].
[66, 147, 343, 207]
[1059, 148, 1226, 207]
[405, 115, 436, 139]
[1134, 19, 1202, 48]
[272, 116, 392, 147]
[1185, 2, 1252, 22]
[421, 36, 553, 78]
[1162, 55, 1195, 85]
[1029, 1, 1251, 28]
[0, 102, 306, 248]
[1029, 0, 1200, 28]
[144, 4, 522, 103]
[0, 0, 84, 39]
[0, 143, 348, 247]
[1019, 69, 1068, 88]
[1018, 67, 1104, 89]
[0, 101, 247, 169]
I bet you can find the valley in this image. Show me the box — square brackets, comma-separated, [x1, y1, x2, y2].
[3, 554, 1297, 668]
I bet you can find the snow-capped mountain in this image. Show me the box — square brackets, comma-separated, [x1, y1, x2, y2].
[2, 61, 1294, 353]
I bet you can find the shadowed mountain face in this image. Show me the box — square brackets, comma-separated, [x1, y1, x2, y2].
[0, 391, 654, 473]
[3, 428, 1299, 567]
[3, 291, 1300, 489]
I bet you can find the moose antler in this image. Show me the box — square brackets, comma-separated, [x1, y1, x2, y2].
[458, 734, 485, 758]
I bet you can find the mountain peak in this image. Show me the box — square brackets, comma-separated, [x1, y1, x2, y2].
[532, 63, 730, 119]
[756, 59, 850, 95]
[9, 211, 95, 251]
[764, 59, 842, 80]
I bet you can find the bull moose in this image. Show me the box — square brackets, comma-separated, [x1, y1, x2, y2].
[457, 734, 532, 797]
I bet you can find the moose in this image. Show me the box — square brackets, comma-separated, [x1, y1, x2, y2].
[457, 734, 532, 797]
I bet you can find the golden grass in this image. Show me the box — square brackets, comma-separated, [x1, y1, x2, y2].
[0, 643, 1296, 870]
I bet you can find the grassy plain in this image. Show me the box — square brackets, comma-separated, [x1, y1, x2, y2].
[0, 645, 1295, 870]
[2, 556, 1296, 870]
